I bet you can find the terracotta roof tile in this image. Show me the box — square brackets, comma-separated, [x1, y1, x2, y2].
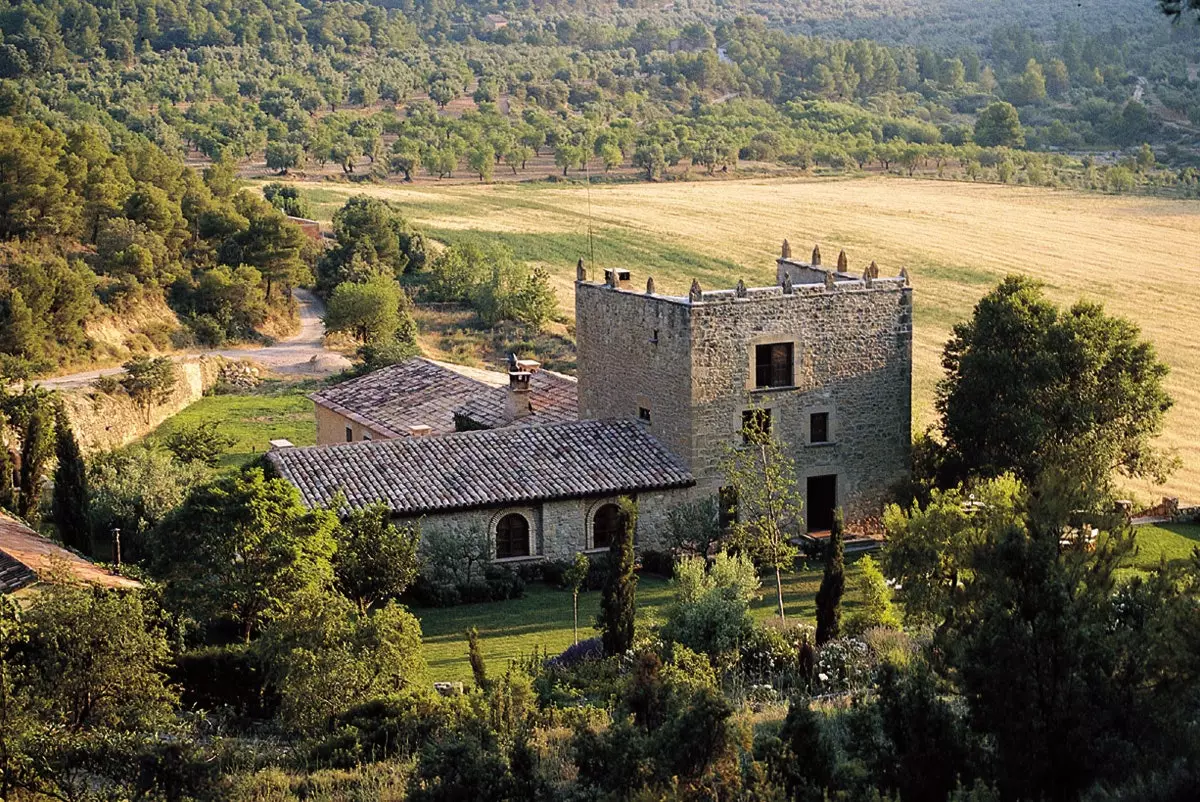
[0, 514, 141, 593]
[310, 357, 578, 437]
[268, 419, 693, 515]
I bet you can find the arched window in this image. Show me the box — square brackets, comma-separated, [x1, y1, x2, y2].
[592, 503, 622, 550]
[495, 513, 530, 559]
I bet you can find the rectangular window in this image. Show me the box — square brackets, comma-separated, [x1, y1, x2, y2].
[755, 342, 794, 389]
[345, 426, 353, 443]
[742, 408, 772, 443]
[639, 407, 651, 423]
[810, 412, 829, 444]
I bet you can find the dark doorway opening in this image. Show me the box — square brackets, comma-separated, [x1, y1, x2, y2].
[806, 474, 837, 533]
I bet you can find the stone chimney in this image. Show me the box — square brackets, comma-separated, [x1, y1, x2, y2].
[688, 278, 703, 302]
[506, 354, 534, 421]
[576, 258, 586, 282]
[837, 250, 848, 272]
[781, 239, 792, 259]
[604, 268, 631, 289]
[811, 244, 822, 266]
[408, 424, 433, 437]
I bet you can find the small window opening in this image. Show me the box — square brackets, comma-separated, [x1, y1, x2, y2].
[639, 407, 651, 423]
[755, 342, 794, 389]
[719, 486, 738, 531]
[496, 513, 531, 559]
[345, 426, 353, 443]
[810, 412, 829, 444]
[362, 432, 372, 441]
[592, 503, 622, 550]
[742, 409, 772, 443]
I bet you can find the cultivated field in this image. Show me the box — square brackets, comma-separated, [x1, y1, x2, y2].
[280, 175, 1200, 503]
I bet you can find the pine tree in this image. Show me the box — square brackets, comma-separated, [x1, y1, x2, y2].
[52, 407, 89, 553]
[815, 508, 846, 645]
[599, 498, 637, 656]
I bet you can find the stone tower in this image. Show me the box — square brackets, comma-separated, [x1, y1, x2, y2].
[574, 245, 913, 530]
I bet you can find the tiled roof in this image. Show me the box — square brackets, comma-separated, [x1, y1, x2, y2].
[267, 419, 694, 515]
[455, 369, 578, 430]
[0, 513, 141, 593]
[309, 357, 578, 437]
[310, 358, 491, 438]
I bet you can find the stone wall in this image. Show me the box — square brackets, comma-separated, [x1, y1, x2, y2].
[62, 357, 224, 453]
[398, 489, 685, 562]
[575, 269, 913, 526]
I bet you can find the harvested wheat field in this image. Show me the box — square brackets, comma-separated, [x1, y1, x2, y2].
[291, 176, 1200, 503]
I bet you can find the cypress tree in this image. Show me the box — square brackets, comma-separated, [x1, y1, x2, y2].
[467, 626, 489, 693]
[815, 508, 846, 645]
[599, 497, 638, 656]
[52, 406, 89, 553]
[17, 401, 54, 523]
[0, 411, 15, 513]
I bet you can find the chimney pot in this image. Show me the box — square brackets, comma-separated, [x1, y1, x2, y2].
[781, 239, 792, 259]
[576, 258, 586, 282]
[811, 244, 822, 266]
[837, 249, 848, 272]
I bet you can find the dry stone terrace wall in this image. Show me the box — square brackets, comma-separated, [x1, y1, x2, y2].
[575, 271, 913, 526]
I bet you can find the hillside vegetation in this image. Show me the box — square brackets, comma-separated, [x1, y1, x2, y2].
[290, 176, 1200, 502]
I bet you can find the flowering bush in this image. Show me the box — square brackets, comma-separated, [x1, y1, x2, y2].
[812, 638, 874, 695]
[545, 637, 605, 671]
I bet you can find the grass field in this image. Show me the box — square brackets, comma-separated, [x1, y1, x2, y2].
[419, 521, 1199, 681]
[277, 175, 1200, 503]
[418, 559, 867, 682]
[146, 381, 318, 471]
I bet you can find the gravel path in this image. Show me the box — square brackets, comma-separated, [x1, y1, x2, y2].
[36, 288, 351, 389]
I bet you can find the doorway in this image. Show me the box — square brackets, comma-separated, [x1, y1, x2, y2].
[806, 474, 837, 533]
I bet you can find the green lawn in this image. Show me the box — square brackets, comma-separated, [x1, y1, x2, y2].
[417, 559, 867, 682]
[145, 381, 318, 471]
[1128, 523, 1200, 570]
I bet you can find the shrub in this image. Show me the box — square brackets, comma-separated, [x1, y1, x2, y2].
[846, 555, 901, 634]
[408, 528, 525, 607]
[188, 314, 226, 347]
[170, 644, 278, 722]
[660, 553, 759, 660]
[310, 694, 464, 769]
[546, 637, 605, 670]
[639, 549, 675, 577]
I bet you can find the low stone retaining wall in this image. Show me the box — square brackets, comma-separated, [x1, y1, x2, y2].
[62, 357, 224, 453]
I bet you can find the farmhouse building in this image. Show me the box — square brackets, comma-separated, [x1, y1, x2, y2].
[269, 241, 913, 561]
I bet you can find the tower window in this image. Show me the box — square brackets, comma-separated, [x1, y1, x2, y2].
[742, 409, 772, 443]
[345, 426, 353, 443]
[639, 407, 651, 423]
[755, 343, 794, 388]
[495, 513, 531, 559]
[810, 412, 829, 444]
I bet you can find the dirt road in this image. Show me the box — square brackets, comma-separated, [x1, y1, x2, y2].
[36, 289, 351, 389]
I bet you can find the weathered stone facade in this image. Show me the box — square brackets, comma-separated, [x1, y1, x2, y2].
[575, 253, 912, 529]
[399, 490, 680, 561]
